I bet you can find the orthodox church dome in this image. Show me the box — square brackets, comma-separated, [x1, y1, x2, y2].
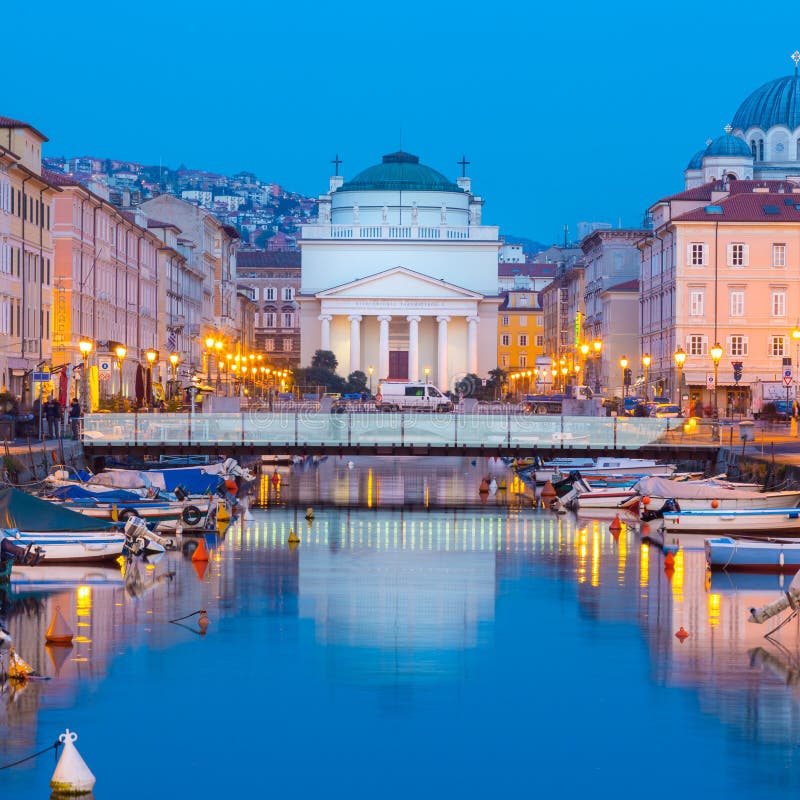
[338, 151, 463, 193]
[732, 74, 800, 131]
[686, 149, 706, 169]
[704, 132, 753, 158]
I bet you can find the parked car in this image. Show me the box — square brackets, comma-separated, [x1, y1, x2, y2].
[652, 403, 682, 418]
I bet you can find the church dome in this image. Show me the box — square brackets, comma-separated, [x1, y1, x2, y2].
[704, 132, 753, 158]
[339, 151, 463, 193]
[732, 74, 800, 131]
[686, 149, 706, 169]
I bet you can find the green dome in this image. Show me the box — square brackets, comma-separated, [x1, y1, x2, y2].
[339, 151, 463, 193]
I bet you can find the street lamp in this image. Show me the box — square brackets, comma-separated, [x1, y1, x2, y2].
[710, 342, 723, 420]
[114, 344, 127, 405]
[78, 338, 93, 413]
[205, 336, 216, 385]
[673, 347, 686, 413]
[592, 338, 603, 392]
[620, 355, 629, 399]
[642, 353, 651, 400]
[145, 348, 158, 408]
[214, 340, 223, 390]
[169, 352, 180, 399]
[368, 365, 374, 395]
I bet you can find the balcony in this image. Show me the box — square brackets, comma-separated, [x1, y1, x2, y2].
[302, 224, 499, 242]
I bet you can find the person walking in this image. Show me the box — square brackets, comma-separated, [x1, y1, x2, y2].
[68, 398, 81, 439]
[44, 395, 62, 440]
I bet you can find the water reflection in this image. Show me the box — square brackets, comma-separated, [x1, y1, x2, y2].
[3, 459, 800, 797]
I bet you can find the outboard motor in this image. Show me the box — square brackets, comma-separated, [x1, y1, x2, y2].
[174, 486, 187, 502]
[641, 497, 681, 522]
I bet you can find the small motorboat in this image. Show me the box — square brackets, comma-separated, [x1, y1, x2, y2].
[662, 507, 800, 535]
[705, 536, 800, 572]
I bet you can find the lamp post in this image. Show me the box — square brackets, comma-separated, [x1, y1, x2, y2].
[226, 353, 233, 396]
[78, 338, 93, 413]
[592, 338, 603, 392]
[368, 365, 374, 395]
[620, 355, 628, 400]
[169, 352, 179, 400]
[792, 326, 800, 412]
[710, 342, 723, 420]
[214, 340, 223, 390]
[580, 342, 589, 386]
[642, 353, 651, 400]
[145, 348, 158, 408]
[205, 336, 216, 385]
[673, 347, 686, 414]
[114, 344, 126, 406]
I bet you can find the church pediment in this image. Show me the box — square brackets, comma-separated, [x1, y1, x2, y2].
[316, 267, 483, 300]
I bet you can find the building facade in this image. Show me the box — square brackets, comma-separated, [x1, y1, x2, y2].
[299, 151, 501, 389]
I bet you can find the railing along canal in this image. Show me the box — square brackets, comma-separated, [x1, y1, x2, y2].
[81, 412, 685, 451]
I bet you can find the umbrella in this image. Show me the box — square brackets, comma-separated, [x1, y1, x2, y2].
[134, 364, 145, 409]
[58, 370, 68, 407]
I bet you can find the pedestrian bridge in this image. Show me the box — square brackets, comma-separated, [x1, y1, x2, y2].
[80, 412, 719, 461]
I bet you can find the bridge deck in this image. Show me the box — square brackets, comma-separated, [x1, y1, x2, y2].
[81, 412, 721, 461]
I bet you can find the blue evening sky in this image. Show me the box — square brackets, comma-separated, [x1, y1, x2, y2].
[5, 0, 799, 243]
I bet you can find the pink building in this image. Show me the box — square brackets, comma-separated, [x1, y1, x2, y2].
[641, 178, 800, 414]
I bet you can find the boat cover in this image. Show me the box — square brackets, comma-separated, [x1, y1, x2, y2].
[145, 467, 222, 494]
[0, 488, 116, 532]
[49, 485, 141, 503]
[87, 470, 151, 490]
[635, 476, 773, 500]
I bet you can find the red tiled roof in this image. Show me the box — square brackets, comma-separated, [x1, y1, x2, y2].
[42, 168, 77, 187]
[656, 179, 800, 206]
[236, 250, 301, 268]
[0, 116, 48, 141]
[604, 279, 639, 293]
[674, 191, 800, 223]
[655, 182, 724, 204]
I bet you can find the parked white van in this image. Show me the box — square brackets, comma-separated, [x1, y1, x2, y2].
[375, 381, 453, 412]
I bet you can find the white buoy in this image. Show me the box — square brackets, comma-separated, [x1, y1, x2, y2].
[50, 729, 96, 796]
[489, 479, 498, 495]
[242, 499, 254, 521]
[347, 460, 354, 470]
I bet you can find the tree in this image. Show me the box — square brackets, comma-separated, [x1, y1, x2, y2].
[311, 349, 338, 372]
[294, 367, 346, 395]
[346, 370, 368, 394]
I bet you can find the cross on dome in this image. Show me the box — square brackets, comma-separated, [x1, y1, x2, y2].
[723, 124, 732, 133]
[793, 50, 800, 73]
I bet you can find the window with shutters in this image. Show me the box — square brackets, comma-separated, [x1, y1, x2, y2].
[771, 290, 787, 317]
[770, 336, 786, 356]
[501, 334, 510, 346]
[282, 287, 294, 301]
[689, 289, 704, 316]
[773, 243, 787, 267]
[729, 290, 745, 317]
[518, 334, 528, 347]
[265, 338, 275, 351]
[283, 338, 293, 352]
[536, 335, 544, 347]
[688, 243, 706, 266]
[688, 335, 707, 356]
[265, 287, 276, 301]
[519, 315, 527, 326]
[728, 243, 746, 267]
[519, 354, 527, 367]
[501, 315, 509, 326]
[728, 335, 748, 356]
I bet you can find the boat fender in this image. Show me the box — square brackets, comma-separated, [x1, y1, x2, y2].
[182, 505, 203, 526]
[118, 507, 138, 522]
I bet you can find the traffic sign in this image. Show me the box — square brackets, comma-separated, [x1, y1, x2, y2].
[98, 360, 112, 382]
[706, 374, 715, 388]
[784, 368, 793, 387]
[32, 371, 50, 382]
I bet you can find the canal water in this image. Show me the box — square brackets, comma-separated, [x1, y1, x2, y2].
[2, 457, 800, 798]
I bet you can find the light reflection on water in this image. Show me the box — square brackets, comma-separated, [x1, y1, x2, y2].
[2, 457, 800, 798]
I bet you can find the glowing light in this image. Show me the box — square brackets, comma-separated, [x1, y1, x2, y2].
[708, 593, 721, 627]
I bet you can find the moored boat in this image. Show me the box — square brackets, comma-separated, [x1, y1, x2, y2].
[705, 536, 800, 572]
[662, 507, 800, 535]
[532, 457, 675, 484]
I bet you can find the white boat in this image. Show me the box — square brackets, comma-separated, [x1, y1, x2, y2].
[5, 530, 126, 563]
[556, 474, 638, 509]
[637, 476, 800, 514]
[534, 457, 675, 484]
[10, 564, 124, 589]
[705, 536, 800, 572]
[661, 507, 800, 535]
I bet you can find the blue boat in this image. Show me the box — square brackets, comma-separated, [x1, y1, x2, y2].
[705, 536, 800, 572]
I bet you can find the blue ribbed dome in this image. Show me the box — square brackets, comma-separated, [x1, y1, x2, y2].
[732, 74, 800, 132]
[686, 149, 706, 169]
[704, 133, 753, 159]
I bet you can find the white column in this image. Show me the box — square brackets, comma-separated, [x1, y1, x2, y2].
[319, 314, 332, 351]
[407, 315, 420, 381]
[349, 314, 362, 373]
[467, 315, 480, 375]
[436, 315, 450, 389]
[378, 315, 391, 379]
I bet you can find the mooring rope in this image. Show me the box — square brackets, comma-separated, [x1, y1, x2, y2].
[169, 610, 203, 624]
[0, 740, 61, 771]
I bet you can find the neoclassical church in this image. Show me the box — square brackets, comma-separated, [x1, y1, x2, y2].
[298, 151, 501, 389]
[685, 52, 800, 187]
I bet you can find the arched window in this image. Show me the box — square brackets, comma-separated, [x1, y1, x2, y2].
[751, 140, 758, 158]
[759, 139, 764, 161]
[796, 140, 800, 160]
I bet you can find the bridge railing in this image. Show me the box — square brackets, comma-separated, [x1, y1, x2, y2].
[82, 412, 677, 449]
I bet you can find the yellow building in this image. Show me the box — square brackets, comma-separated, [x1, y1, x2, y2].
[0, 116, 59, 398]
[498, 289, 545, 394]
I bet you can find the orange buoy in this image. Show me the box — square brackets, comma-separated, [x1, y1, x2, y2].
[642, 496, 651, 505]
[609, 514, 622, 534]
[271, 469, 281, 487]
[675, 626, 689, 642]
[711, 499, 719, 509]
[540, 480, 556, 499]
[288, 527, 300, 544]
[224, 478, 238, 492]
[45, 606, 74, 646]
[198, 610, 210, 636]
[664, 565, 675, 580]
[191, 538, 209, 562]
[479, 478, 490, 494]
[664, 550, 675, 568]
[192, 560, 208, 581]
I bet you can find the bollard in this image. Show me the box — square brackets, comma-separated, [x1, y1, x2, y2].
[50, 729, 96, 796]
[288, 528, 300, 544]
